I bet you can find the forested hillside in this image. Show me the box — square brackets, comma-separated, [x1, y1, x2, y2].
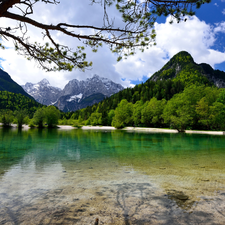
[0, 69, 33, 99]
[63, 51, 225, 131]
[149, 51, 225, 87]
[0, 91, 43, 116]
[2, 51, 225, 132]
[65, 79, 185, 121]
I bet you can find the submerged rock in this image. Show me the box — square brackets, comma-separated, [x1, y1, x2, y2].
[165, 190, 196, 211]
[167, 190, 189, 201]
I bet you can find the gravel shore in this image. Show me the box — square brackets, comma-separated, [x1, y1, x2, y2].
[1, 123, 224, 135]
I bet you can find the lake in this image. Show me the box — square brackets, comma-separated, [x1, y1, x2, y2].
[0, 127, 225, 224]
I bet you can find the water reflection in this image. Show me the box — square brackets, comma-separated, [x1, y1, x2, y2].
[1, 128, 225, 224]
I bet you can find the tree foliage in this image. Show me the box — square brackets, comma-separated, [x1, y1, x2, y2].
[44, 106, 60, 128]
[141, 97, 166, 127]
[0, 0, 210, 71]
[162, 93, 193, 132]
[14, 109, 28, 128]
[66, 83, 225, 132]
[33, 107, 46, 128]
[112, 99, 133, 128]
[89, 112, 102, 126]
[0, 109, 14, 127]
[0, 91, 43, 116]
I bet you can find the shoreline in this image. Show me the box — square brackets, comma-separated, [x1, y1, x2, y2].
[0, 123, 224, 135]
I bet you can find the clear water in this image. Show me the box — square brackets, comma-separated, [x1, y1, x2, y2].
[1, 128, 225, 224]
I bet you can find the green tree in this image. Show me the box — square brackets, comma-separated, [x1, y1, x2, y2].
[133, 100, 145, 126]
[195, 87, 220, 129]
[141, 97, 166, 127]
[33, 107, 46, 128]
[107, 109, 115, 126]
[112, 99, 133, 128]
[89, 112, 102, 126]
[209, 102, 225, 130]
[217, 89, 225, 104]
[0, 109, 14, 127]
[14, 109, 28, 128]
[0, 0, 210, 71]
[162, 94, 193, 132]
[163, 85, 212, 131]
[196, 97, 210, 129]
[44, 106, 60, 128]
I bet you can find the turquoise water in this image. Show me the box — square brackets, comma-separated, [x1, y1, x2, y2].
[1, 128, 225, 224]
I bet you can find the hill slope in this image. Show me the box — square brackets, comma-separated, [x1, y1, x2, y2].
[0, 68, 33, 99]
[0, 91, 43, 116]
[149, 51, 225, 87]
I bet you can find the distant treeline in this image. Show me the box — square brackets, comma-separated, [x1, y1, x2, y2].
[65, 79, 185, 121]
[62, 81, 225, 132]
[1, 80, 225, 132]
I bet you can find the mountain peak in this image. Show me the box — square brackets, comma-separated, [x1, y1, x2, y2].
[38, 78, 50, 86]
[173, 50, 192, 57]
[92, 74, 100, 78]
[170, 51, 194, 63]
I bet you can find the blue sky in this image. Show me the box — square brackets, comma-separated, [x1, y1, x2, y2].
[130, 1, 225, 85]
[196, 1, 225, 71]
[0, 0, 225, 88]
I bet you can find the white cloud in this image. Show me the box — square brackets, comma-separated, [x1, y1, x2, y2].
[214, 22, 225, 33]
[1, 2, 225, 89]
[115, 16, 225, 81]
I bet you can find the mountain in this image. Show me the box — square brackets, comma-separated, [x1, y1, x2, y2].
[0, 68, 33, 99]
[22, 75, 124, 112]
[22, 78, 62, 105]
[69, 51, 225, 127]
[149, 51, 225, 87]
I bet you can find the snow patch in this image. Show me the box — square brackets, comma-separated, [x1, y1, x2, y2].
[50, 100, 58, 105]
[67, 93, 83, 102]
[34, 84, 40, 89]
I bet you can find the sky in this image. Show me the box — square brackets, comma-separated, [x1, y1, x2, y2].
[0, 0, 225, 89]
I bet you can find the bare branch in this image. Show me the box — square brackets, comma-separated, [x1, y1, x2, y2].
[0, 0, 211, 71]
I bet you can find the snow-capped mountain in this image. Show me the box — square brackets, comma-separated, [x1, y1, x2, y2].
[22, 75, 124, 112]
[22, 79, 62, 105]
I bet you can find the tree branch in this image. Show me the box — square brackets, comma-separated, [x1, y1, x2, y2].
[0, 0, 211, 71]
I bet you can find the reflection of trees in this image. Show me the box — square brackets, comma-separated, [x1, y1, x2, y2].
[2, 128, 225, 178]
[0, 127, 34, 175]
[1, 129, 225, 224]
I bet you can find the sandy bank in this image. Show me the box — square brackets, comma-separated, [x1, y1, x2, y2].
[1, 124, 224, 135]
[81, 125, 116, 130]
[60, 125, 225, 135]
[123, 127, 178, 133]
[124, 127, 225, 135]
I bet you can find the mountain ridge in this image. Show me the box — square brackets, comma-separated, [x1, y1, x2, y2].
[22, 74, 124, 112]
